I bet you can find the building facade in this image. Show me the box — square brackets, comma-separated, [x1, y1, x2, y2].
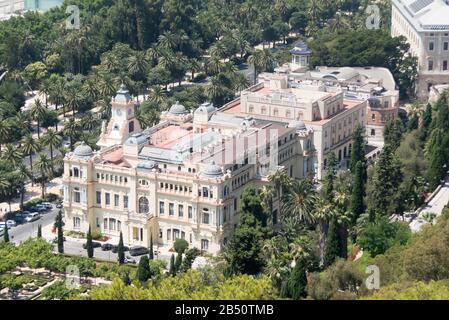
[62, 86, 315, 253]
[392, 0, 449, 98]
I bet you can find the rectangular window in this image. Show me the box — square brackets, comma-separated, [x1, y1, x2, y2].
[96, 218, 100, 228]
[178, 205, 184, 218]
[169, 203, 174, 216]
[190, 234, 193, 243]
[429, 60, 434, 71]
[444, 42, 448, 51]
[105, 193, 110, 206]
[96, 191, 101, 204]
[444, 60, 448, 71]
[159, 202, 165, 215]
[123, 195, 128, 209]
[429, 41, 434, 51]
[188, 206, 192, 219]
[167, 229, 171, 240]
[133, 227, 139, 241]
[234, 198, 238, 212]
[74, 191, 81, 203]
[201, 239, 209, 251]
[202, 212, 210, 224]
[114, 194, 119, 207]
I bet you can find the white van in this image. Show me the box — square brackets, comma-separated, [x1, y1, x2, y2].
[25, 212, 40, 223]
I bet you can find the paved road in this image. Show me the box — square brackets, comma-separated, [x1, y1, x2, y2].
[6, 209, 57, 244]
[410, 176, 449, 232]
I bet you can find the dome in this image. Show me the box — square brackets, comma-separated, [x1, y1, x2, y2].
[201, 164, 223, 178]
[114, 83, 132, 103]
[195, 102, 215, 114]
[169, 101, 188, 115]
[288, 120, 307, 131]
[74, 142, 93, 158]
[125, 133, 148, 146]
[137, 160, 156, 170]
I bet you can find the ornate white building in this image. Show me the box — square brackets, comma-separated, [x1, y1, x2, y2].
[392, 0, 449, 98]
[62, 86, 315, 253]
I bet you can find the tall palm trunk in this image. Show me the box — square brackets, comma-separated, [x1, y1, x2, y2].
[319, 220, 328, 265]
[50, 144, 54, 176]
[41, 170, 45, 199]
[29, 154, 34, 186]
[37, 120, 40, 139]
[338, 226, 348, 259]
[20, 184, 25, 211]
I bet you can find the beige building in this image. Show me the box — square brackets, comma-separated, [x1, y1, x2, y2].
[392, 0, 449, 98]
[62, 86, 314, 253]
[228, 73, 367, 179]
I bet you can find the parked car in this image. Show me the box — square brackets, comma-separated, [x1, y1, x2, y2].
[0, 220, 17, 228]
[25, 212, 40, 223]
[12, 215, 26, 224]
[129, 246, 149, 256]
[101, 243, 114, 251]
[41, 202, 53, 210]
[124, 256, 136, 264]
[82, 241, 102, 249]
[56, 203, 63, 209]
[111, 245, 129, 253]
[30, 206, 46, 213]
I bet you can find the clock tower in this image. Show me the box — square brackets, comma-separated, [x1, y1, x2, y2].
[97, 84, 142, 148]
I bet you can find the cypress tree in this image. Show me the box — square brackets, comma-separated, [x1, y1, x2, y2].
[3, 225, 9, 243]
[350, 161, 365, 227]
[324, 216, 340, 268]
[323, 152, 338, 202]
[149, 233, 154, 260]
[121, 270, 131, 286]
[286, 257, 308, 299]
[175, 252, 183, 272]
[118, 232, 125, 264]
[136, 255, 151, 282]
[350, 124, 366, 175]
[86, 225, 94, 258]
[37, 224, 42, 238]
[55, 210, 64, 253]
[169, 254, 176, 276]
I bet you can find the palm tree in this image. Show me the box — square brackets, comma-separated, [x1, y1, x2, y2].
[233, 73, 250, 94]
[282, 179, 317, 225]
[206, 55, 223, 76]
[209, 42, 227, 59]
[188, 58, 201, 81]
[81, 112, 100, 133]
[328, 11, 350, 32]
[2, 144, 23, 167]
[148, 86, 167, 104]
[128, 51, 150, 78]
[63, 118, 79, 151]
[268, 168, 292, 217]
[83, 78, 99, 103]
[35, 154, 52, 199]
[260, 185, 276, 225]
[314, 199, 335, 265]
[157, 31, 177, 50]
[16, 164, 31, 211]
[308, 0, 323, 27]
[0, 119, 12, 154]
[14, 113, 31, 136]
[248, 49, 274, 84]
[40, 79, 53, 107]
[41, 128, 62, 175]
[205, 76, 226, 104]
[64, 87, 83, 118]
[29, 99, 47, 139]
[20, 134, 41, 186]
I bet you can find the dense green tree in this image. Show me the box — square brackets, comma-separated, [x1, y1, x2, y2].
[86, 225, 94, 259]
[384, 119, 405, 151]
[323, 152, 338, 202]
[137, 255, 151, 282]
[169, 254, 176, 276]
[3, 223, 9, 243]
[324, 216, 340, 268]
[173, 238, 189, 255]
[118, 232, 125, 265]
[285, 257, 308, 300]
[55, 210, 64, 254]
[225, 202, 265, 276]
[350, 161, 365, 229]
[350, 124, 366, 175]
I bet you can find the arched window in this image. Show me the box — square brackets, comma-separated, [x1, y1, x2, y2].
[73, 217, 81, 229]
[73, 167, 79, 177]
[109, 218, 116, 231]
[138, 197, 149, 213]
